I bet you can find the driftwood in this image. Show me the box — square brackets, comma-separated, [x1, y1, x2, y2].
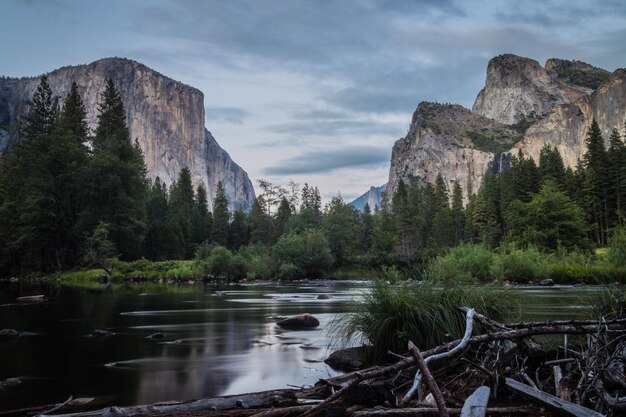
[351, 407, 535, 416]
[505, 378, 605, 417]
[406, 342, 448, 416]
[460, 386, 489, 417]
[324, 320, 626, 389]
[45, 390, 298, 417]
[400, 308, 475, 407]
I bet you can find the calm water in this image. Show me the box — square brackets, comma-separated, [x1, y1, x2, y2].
[0, 280, 599, 411]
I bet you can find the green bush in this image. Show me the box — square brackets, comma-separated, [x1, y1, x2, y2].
[491, 246, 550, 282]
[427, 244, 494, 283]
[272, 229, 334, 279]
[194, 245, 245, 280]
[333, 280, 520, 362]
[238, 244, 274, 280]
[608, 226, 626, 268]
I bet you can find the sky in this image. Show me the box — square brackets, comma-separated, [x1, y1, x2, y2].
[2, 0, 626, 202]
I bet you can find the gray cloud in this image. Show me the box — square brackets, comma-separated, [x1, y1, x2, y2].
[205, 106, 250, 125]
[263, 146, 390, 175]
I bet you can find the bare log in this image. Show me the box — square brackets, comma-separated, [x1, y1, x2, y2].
[505, 378, 604, 417]
[405, 342, 448, 416]
[45, 390, 298, 417]
[324, 321, 626, 389]
[460, 386, 489, 417]
[400, 309, 475, 406]
[36, 396, 73, 417]
[352, 406, 536, 416]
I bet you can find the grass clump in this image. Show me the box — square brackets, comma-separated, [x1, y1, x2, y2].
[333, 280, 520, 363]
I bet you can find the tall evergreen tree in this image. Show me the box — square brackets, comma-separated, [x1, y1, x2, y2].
[21, 75, 56, 141]
[58, 82, 89, 143]
[228, 207, 249, 250]
[211, 181, 229, 246]
[582, 119, 609, 246]
[81, 79, 148, 259]
[608, 128, 626, 225]
[451, 182, 465, 245]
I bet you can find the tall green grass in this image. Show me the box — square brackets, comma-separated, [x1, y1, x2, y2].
[332, 280, 521, 363]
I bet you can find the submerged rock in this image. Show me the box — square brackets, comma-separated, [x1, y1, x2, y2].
[1, 377, 21, 388]
[91, 329, 114, 338]
[317, 294, 332, 300]
[325, 346, 372, 372]
[146, 333, 166, 340]
[276, 313, 320, 330]
[0, 329, 19, 341]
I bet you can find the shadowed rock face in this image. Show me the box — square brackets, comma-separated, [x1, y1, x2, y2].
[386, 54, 624, 204]
[387, 102, 516, 204]
[473, 54, 592, 125]
[512, 68, 626, 167]
[0, 58, 255, 211]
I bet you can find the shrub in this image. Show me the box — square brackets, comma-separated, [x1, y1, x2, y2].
[272, 229, 334, 279]
[608, 226, 626, 268]
[491, 246, 550, 282]
[238, 244, 275, 280]
[333, 280, 520, 363]
[427, 244, 494, 283]
[194, 245, 245, 280]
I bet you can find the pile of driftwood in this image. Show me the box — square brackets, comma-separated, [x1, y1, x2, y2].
[6, 308, 626, 417]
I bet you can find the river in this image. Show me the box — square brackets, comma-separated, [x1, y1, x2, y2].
[0, 280, 599, 411]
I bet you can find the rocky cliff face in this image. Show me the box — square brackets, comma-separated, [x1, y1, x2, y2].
[472, 54, 592, 125]
[350, 184, 387, 212]
[387, 102, 507, 203]
[512, 68, 626, 166]
[387, 54, 623, 204]
[0, 58, 255, 211]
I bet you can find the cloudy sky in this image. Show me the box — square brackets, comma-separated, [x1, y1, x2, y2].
[3, 0, 626, 201]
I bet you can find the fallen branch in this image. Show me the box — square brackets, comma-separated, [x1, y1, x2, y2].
[325, 321, 626, 389]
[405, 342, 448, 416]
[351, 406, 536, 416]
[399, 308, 475, 407]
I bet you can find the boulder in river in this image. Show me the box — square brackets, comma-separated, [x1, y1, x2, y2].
[325, 346, 372, 372]
[0, 329, 19, 341]
[146, 332, 166, 340]
[91, 329, 114, 337]
[540, 279, 555, 286]
[317, 294, 332, 300]
[1, 377, 21, 388]
[276, 313, 320, 330]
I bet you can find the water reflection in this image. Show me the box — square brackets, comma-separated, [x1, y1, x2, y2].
[0, 281, 599, 411]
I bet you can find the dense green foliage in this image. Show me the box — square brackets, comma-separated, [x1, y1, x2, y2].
[2, 78, 625, 284]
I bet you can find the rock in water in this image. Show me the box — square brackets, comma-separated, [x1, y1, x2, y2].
[0, 329, 19, 341]
[146, 332, 166, 340]
[317, 294, 332, 300]
[540, 279, 555, 286]
[325, 346, 372, 371]
[0, 58, 255, 211]
[91, 329, 114, 337]
[1, 378, 21, 388]
[276, 314, 320, 329]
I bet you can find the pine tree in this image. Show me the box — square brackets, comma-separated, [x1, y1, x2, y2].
[191, 183, 211, 248]
[170, 168, 195, 257]
[275, 196, 292, 238]
[451, 182, 465, 245]
[228, 207, 249, 250]
[608, 128, 626, 225]
[358, 203, 374, 253]
[539, 145, 566, 187]
[58, 82, 88, 143]
[582, 119, 609, 246]
[21, 75, 56, 140]
[211, 181, 229, 246]
[249, 196, 272, 244]
[81, 79, 148, 259]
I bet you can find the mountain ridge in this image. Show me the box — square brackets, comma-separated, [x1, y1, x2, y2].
[0, 57, 255, 211]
